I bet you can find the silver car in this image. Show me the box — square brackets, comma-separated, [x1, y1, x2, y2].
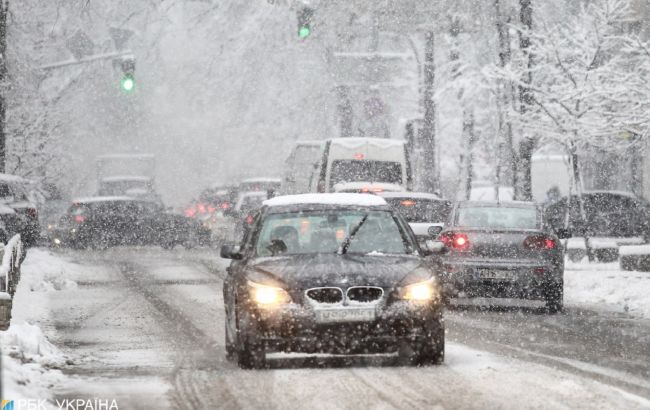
[436, 201, 568, 313]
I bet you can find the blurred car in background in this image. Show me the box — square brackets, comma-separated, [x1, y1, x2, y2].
[0, 173, 40, 246]
[545, 191, 650, 239]
[316, 137, 413, 193]
[438, 201, 567, 312]
[379, 192, 452, 244]
[238, 177, 281, 195]
[50, 196, 210, 249]
[282, 140, 323, 195]
[332, 181, 404, 194]
[232, 191, 269, 239]
[544, 191, 650, 261]
[0, 203, 19, 244]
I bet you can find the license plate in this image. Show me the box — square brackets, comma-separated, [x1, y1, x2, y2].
[314, 308, 376, 323]
[477, 269, 514, 280]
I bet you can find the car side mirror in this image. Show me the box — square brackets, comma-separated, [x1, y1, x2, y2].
[220, 244, 243, 260]
[427, 225, 443, 238]
[422, 239, 446, 256]
[555, 228, 571, 240]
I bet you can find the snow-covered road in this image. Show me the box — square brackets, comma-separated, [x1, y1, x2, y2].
[5, 247, 650, 409]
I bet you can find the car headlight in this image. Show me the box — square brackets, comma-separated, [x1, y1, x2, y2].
[399, 278, 439, 301]
[247, 280, 292, 306]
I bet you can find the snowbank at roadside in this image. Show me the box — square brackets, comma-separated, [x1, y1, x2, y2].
[565, 260, 650, 319]
[1, 322, 66, 401]
[2, 248, 110, 403]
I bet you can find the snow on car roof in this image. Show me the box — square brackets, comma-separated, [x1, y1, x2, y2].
[240, 191, 269, 198]
[72, 196, 138, 204]
[328, 137, 406, 149]
[264, 193, 387, 208]
[241, 177, 282, 183]
[459, 200, 537, 207]
[332, 182, 404, 192]
[379, 191, 443, 200]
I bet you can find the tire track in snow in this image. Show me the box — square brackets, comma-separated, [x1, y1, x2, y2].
[117, 261, 240, 410]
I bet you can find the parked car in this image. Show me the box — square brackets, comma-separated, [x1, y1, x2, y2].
[221, 193, 445, 369]
[544, 191, 650, 239]
[379, 192, 452, 243]
[438, 201, 567, 312]
[50, 196, 210, 249]
[316, 137, 413, 193]
[0, 174, 40, 246]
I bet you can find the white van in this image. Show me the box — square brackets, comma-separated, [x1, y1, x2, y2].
[283, 140, 324, 194]
[316, 137, 412, 193]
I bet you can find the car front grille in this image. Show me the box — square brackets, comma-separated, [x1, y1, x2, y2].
[346, 286, 384, 303]
[306, 287, 343, 304]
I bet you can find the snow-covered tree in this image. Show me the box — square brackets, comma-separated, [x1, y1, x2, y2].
[487, 0, 650, 256]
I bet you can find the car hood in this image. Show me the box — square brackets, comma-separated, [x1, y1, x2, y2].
[247, 253, 427, 288]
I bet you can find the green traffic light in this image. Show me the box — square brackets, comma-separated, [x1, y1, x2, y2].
[121, 75, 135, 92]
[298, 26, 311, 38]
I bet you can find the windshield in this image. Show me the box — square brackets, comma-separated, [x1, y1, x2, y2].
[456, 206, 538, 229]
[255, 210, 414, 256]
[330, 160, 402, 189]
[385, 198, 451, 223]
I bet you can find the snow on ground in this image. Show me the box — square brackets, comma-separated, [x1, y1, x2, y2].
[2, 248, 112, 403]
[565, 258, 650, 319]
[1, 323, 66, 401]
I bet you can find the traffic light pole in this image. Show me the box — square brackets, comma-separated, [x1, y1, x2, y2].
[0, 0, 8, 173]
[40, 50, 134, 71]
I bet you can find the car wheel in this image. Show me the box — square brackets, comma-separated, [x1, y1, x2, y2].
[399, 321, 445, 366]
[544, 283, 563, 314]
[235, 307, 266, 369]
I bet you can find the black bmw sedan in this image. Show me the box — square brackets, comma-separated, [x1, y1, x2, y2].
[220, 193, 445, 369]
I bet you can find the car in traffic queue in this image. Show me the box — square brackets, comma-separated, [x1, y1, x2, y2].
[378, 192, 452, 245]
[0, 173, 41, 246]
[231, 191, 270, 239]
[50, 196, 210, 249]
[436, 201, 568, 312]
[221, 193, 445, 369]
[332, 181, 404, 194]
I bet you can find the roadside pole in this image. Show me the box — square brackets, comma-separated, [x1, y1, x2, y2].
[421, 30, 437, 192]
[0, 0, 8, 173]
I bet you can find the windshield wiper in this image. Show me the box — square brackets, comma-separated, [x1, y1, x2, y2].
[338, 214, 368, 255]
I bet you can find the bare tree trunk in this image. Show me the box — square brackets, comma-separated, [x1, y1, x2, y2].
[336, 85, 353, 138]
[516, 0, 535, 200]
[421, 30, 437, 193]
[464, 112, 476, 200]
[0, 1, 8, 173]
[570, 140, 593, 261]
[494, 0, 515, 193]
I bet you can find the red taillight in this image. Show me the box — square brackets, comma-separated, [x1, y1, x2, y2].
[245, 215, 254, 225]
[353, 153, 365, 160]
[74, 215, 86, 224]
[220, 202, 231, 210]
[400, 200, 416, 207]
[207, 205, 216, 213]
[440, 232, 470, 251]
[197, 203, 207, 214]
[524, 235, 556, 250]
[185, 207, 196, 218]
